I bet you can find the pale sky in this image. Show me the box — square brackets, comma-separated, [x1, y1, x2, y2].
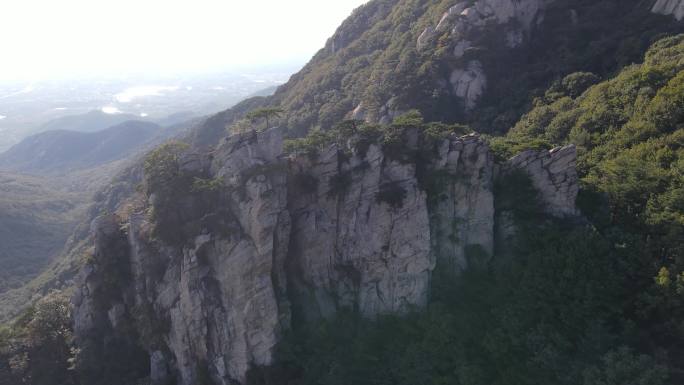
[0, 0, 368, 81]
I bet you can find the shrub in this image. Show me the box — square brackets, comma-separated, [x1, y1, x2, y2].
[191, 177, 223, 193]
[143, 141, 190, 195]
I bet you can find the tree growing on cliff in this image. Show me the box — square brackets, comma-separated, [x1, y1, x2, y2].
[246, 107, 284, 129]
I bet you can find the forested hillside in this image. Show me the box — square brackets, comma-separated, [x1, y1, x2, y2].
[0, 121, 160, 175]
[0, 173, 82, 293]
[247, 32, 684, 385]
[268, 0, 682, 134]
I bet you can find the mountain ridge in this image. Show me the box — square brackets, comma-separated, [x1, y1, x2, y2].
[0, 121, 161, 175]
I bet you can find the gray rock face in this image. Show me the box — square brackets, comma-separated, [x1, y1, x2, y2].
[417, 26, 436, 51]
[350, 102, 367, 121]
[436, 3, 470, 31]
[156, 128, 290, 384]
[450, 61, 487, 110]
[503, 145, 579, 217]
[652, 0, 684, 20]
[418, 0, 551, 110]
[378, 98, 407, 125]
[288, 141, 433, 319]
[473, 0, 546, 29]
[74, 128, 580, 385]
[75, 130, 292, 385]
[429, 134, 495, 273]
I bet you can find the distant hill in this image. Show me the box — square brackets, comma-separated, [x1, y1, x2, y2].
[247, 85, 279, 98]
[38, 110, 143, 133]
[0, 120, 161, 174]
[154, 111, 198, 127]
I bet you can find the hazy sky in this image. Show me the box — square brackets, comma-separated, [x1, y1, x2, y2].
[0, 0, 368, 81]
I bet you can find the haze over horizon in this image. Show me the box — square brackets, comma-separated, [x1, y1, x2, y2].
[0, 0, 368, 83]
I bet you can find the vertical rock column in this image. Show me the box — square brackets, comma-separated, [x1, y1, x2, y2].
[429, 134, 495, 274]
[287, 141, 434, 319]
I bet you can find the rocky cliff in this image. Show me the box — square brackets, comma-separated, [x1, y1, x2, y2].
[73, 126, 579, 385]
[416, 0, 549, 110]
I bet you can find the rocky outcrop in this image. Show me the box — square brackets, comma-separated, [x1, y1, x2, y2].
[288, 141, 432, 319]
[652, 0, 684, 20]
[418, 0, 551, 111]
[75, 129, 293, 385]
[417, 26, 436, 51]
[349, 98, 407, 125]
[503, 145, 579, 217]
[73, 127, 579, 385]
[449, 61, 488, 110]
[429, 134, 495, 273]
[350, 102, 367, 121]
[152, 129, 290, 384]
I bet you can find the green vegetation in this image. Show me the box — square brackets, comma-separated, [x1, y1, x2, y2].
[143, 141, 190, 196]
[0, 292, 75, 385]
[191, 177, 224, 193]
[283, 112, 469, 159]
[0, 173, 84, 296]
[253, 0, 682, 137]
[245, 107, 284, 130]
[252, 220, 667, 385]
[247, 33, 684, 385]
[142, 141, 205, 244]
[508, 34, 684, 266]
[4, 2, 684, 384]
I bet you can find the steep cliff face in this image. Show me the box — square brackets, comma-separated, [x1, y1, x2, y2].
[288, 141, 433, 319]
[73, 126, 579, 385]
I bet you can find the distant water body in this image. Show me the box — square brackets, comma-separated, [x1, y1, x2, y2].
[101, 106, 122, 114]
[115, 86, 179, 103]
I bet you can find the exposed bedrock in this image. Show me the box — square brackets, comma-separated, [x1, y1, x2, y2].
[74, 127, 579, 385]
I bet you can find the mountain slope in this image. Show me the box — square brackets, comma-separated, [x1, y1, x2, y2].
[188, 0, 684, 149]
[0, 121, 161, 174]
[259, 0, 682, 135]
[69, 31, 684, 385]
[37, 110, 143, 133]
[0, 173, 83, 293]
[2, 2, 684, 385]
